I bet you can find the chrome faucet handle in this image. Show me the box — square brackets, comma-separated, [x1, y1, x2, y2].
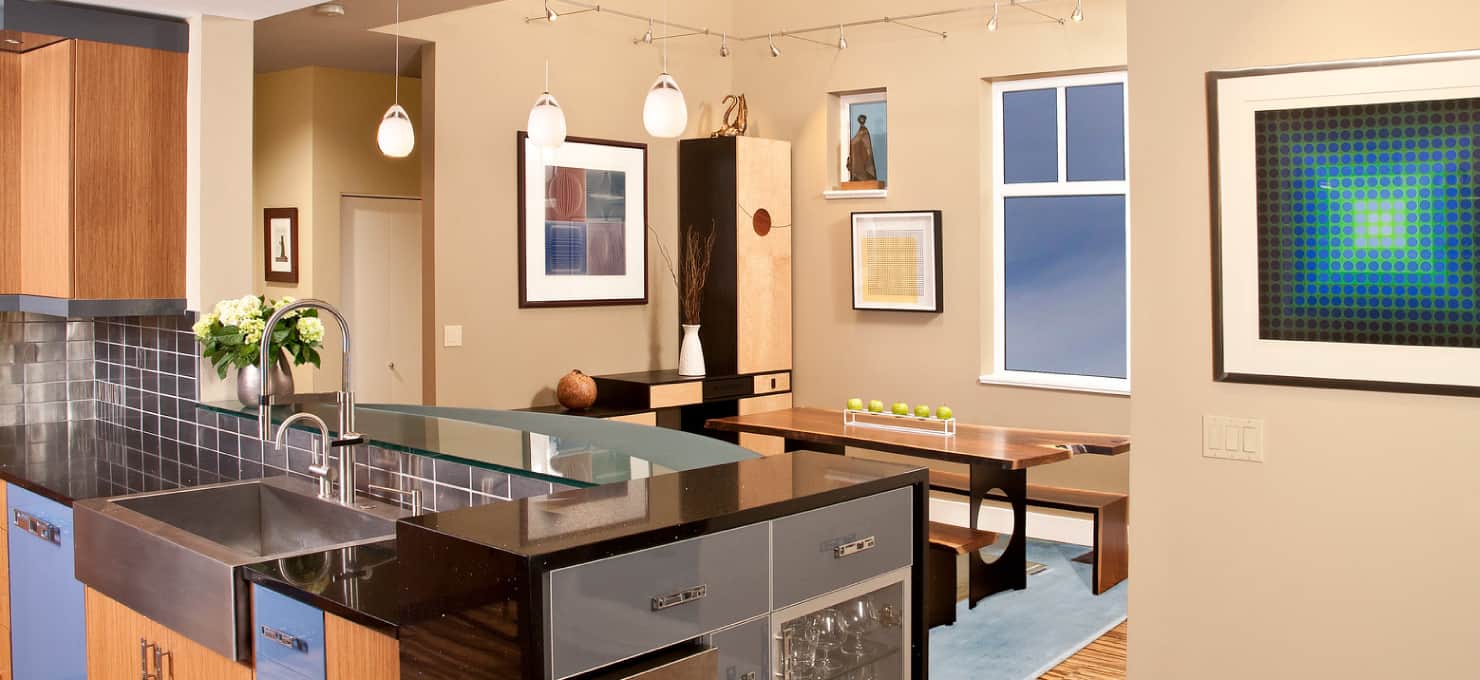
[274, 412, 334, 500]
[367, 484, 424, 515]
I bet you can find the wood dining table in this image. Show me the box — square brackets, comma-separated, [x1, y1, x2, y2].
[706, 407, 1130, 608]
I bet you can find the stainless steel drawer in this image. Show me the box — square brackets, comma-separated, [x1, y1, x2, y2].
[771, 487, 914, 608]
[548, 524, 769, 679]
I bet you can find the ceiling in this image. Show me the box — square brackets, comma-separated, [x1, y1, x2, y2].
[255, 0, 495, 77]
[63, 0, 323, 21]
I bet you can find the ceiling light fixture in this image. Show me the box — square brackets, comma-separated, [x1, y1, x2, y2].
[545, 0, 558, 22]
[837, 25, 847, 49]
[527, 60, 567, 155]
[642, 18, 654, 44]
[642, 1, 687, 138]
[1071, 0, 1084, 23]
[987, 1, 999, 31]
[768, 33, 781, 57]
[376, 0, 415, 158]
[720, 33, 730, 57]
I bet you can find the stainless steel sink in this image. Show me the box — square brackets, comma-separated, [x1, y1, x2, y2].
[74, 476, 402, 661]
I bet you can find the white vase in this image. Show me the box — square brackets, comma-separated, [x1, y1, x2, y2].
[678, 324, 706, 376]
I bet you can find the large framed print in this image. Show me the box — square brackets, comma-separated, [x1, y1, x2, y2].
[850, 211, 943, 313]
[1210, 53, 1480, 395]
[517, 132, 648, 308]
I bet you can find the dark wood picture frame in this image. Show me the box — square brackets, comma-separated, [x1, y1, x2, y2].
[263, 207, 299, 284]
[516, 131, 649, 308]
[850, 210, 944, 313]
[1209, 52, 1480, 397]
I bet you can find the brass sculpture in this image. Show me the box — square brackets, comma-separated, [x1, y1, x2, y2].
[847, 114, 878, 182]
[711, 94, 749, 137]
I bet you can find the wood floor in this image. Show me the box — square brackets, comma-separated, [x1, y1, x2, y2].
[1039, 622, 1127, 679]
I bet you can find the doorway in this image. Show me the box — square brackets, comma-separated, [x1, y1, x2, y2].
[341, 195, 423, 404]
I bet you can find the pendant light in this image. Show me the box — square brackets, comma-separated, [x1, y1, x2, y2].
[377, 0, 415, 158]
[1071, 0, 1085, 22]
[987, 1, 999, 31]
[641, 2, 687, 138]
[527, 60, 567, 152]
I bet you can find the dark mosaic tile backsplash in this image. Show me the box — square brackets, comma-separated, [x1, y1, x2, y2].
[83, 314, 564, 510]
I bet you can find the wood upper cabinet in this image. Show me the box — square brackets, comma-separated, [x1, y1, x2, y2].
[0, 52, 19, 297]
[86, 588, 251, 680]
[17, 39, 186, 300]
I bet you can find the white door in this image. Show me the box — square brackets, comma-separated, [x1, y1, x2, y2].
[341, 196, 423, 404]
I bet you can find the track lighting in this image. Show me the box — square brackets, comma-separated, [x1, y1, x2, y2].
[837, 25, 847, 49]
[545, 0, 557, 22]
[642, 18, 654, 44]
[720, 33, 730, 57]
[768, 33, 780, 57]
[987, 1, 999, 31]
[1071, 0, 1084, 23]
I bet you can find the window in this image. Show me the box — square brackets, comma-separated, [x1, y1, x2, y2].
[987, 72, 1130, 394]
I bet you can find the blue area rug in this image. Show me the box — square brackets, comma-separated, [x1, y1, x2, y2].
[928, 539, 1127, 679]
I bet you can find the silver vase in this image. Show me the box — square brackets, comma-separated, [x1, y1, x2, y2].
[237, 353, 295, 407]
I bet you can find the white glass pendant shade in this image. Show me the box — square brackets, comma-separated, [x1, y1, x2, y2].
[527, 93, 567, 149]
[643, 73, 687, 138]
[378, 104, 415, 158]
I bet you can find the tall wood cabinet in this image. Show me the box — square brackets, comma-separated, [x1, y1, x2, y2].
[0, 53, 19, 297]
[10, 39, 186, 300]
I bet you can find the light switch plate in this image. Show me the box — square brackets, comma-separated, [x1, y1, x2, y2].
[444, 325, 463, 348]
[1203, 415, 1263, 462]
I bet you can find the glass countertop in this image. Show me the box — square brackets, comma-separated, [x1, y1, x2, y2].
[197, 401, 759, 489]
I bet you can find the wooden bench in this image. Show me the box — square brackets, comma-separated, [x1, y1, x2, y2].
[930, 470, 1128, 595]
[926, 521, 997, 628]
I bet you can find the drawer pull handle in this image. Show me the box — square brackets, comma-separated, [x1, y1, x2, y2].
[13, 509, 61, 545]
[651, 585, 707, 611]
[260, 625, 308, 652]
[834, 536, 876, 558]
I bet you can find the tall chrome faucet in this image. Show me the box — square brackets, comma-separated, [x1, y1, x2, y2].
[257, 299, 361, 506]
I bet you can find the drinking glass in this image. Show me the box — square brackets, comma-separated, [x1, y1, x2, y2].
[783, 620, 819, 680]
[812, 608, 848, 673]
[838, 595, 879, 659]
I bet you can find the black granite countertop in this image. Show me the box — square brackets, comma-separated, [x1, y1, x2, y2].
[0, 421, 214, 507]
[243, 539, 401, 636]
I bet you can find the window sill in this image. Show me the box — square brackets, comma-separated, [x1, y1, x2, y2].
[823, 189, 888, 200]
[978, 373, 1130, 397]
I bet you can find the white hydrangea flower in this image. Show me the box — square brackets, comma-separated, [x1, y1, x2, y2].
[296, 317, 325, 344]
[240, 318, 267, 346]
[192, 317, 213, 340]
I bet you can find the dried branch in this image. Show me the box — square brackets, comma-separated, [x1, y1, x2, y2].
[679, 221, 718, 326]
[646, 223, 681, 291]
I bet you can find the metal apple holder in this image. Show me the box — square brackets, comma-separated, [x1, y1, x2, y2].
[843, 409, 957, 437]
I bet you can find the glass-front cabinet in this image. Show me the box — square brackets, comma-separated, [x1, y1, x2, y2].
[772, 569, 911, 680]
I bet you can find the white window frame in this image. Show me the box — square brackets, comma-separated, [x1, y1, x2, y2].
[827, 90, 889, 199]
[984, 71, 1131, 395]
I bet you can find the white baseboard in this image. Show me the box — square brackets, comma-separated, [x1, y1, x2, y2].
[929, 496, 1093, 547]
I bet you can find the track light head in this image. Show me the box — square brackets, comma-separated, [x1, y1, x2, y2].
[720, 33, 730, 57]
[643, 18, 654, 44]
[1071, 0, 1084, 22]
[545, 0, 557, 22]
[837, 25, 847, 49]
[769, 33, 780, 57]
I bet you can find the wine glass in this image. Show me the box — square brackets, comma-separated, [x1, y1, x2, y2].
[812, 608, 848, 673]
[783, 620, 819, 680]
[838, 595, 879, 659]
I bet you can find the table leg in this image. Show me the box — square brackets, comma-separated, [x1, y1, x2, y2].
[968, 463, 1027, 608]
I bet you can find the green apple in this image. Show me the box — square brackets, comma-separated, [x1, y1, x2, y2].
[891, 402, 910, 416]
[914, 404, 932, 419]
[936, 405, 954, 420]
[868, 400, 885, 413]
[846, 398, 864, 411]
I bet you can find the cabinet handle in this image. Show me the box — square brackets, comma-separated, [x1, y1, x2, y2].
[154, 646, 173, 680]
[651, 585, 707, 611]
[834, 535, 876, 558]
[261, 625, 309, 652]
[14, 510, 61, 545]
[140, 639, 159, 680]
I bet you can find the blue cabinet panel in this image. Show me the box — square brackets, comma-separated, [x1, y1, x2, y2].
[8, 483, 87, 680]
[1066, 83, 1126, 181]
[253, 584, 326, 680]
[1002, 88, 1059, 183]
[1004, 195, 1128, 379]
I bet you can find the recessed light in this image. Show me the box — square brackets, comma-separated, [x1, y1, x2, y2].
[314, 3, 345, 18]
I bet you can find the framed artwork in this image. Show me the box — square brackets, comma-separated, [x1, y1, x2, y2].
[851, 211, 943, 313]
[1210, 53, 1480, 395]
[838, 90, 888, 191]
[263, 208, 298, 284]
[517, 132, 648, 308]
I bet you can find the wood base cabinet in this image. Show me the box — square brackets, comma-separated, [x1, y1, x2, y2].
[85, 588, 251, 680]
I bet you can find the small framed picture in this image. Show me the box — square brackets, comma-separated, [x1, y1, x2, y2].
[263, 208, 298, 284]
[851, 211, 943, 313]
[517, 132, 648, 308]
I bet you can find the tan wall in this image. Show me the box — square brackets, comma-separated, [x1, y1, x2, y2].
[252, 66, 422, 391]
[398, 1, 735, 409]
[731, 0, 1130, 491]
[1128, 0, 1480, 676]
